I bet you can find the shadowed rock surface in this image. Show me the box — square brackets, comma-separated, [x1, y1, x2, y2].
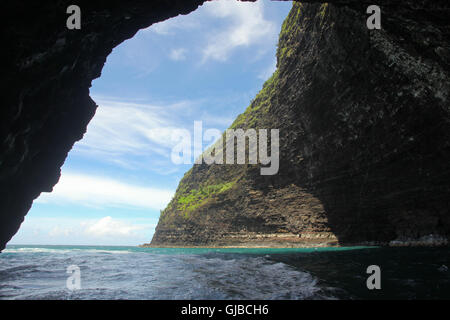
[151, 2, 450, 247]
[0, 0, 205, 251]
[1, 1, 450, 250]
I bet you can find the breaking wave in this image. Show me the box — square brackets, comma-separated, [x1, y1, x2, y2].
[0, 246, 334, 300]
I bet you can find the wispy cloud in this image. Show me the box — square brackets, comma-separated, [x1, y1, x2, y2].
[75, 96, 239, 171]
[36, 172, 174, 210]
[142, 0, 277, 63]
[169, 48, 188, 61]
[202, 0, 276, 62]
[74, 97, 192, 167]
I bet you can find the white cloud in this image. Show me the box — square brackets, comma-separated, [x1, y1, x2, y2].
[202, 0, 276, 62]
[144, 0, 277, 63]
[74, 97, 192, 167]
[84, 216, 145, 237]
[9, 216, 157, 245]
[75, 96, 237, 171]
[49, 226, 73, 237]
[169, 48, 187, 61]
[36, 172, 174, 210]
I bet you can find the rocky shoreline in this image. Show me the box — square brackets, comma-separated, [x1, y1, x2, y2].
[142, 234, 449, 248]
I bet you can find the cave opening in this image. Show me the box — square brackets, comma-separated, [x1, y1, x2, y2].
[7, 0, 292, 247]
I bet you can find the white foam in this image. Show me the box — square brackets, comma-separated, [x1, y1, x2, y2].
[177, 255, 335, 299]
[3, 247, 131, 254]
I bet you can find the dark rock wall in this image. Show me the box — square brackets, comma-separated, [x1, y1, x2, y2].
[1, 1, 449, 250]
[0, 0, 205, 251]
[151, 2, 450, 246]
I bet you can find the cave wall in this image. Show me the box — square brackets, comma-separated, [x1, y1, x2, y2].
[0, 0, 205, 251]
[1, 1, 449, 250]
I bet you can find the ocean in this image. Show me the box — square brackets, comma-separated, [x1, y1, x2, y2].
[0, 245, 449, 300]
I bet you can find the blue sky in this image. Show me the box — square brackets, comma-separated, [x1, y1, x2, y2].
[9, 0, 292, 246]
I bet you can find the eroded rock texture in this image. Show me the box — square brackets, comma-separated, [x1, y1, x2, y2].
[1, 1, 450, 250]
[151, 2, 450, 247]
[0, 0, 205, 251]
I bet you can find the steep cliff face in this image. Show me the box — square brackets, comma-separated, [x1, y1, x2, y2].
[151, 2, 450, 247]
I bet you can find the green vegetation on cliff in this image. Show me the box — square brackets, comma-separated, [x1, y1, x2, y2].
[159, 170, 240, 224]
[277, 2, 303, 61]
[177, 181, 236, 217]
[231, 70, 279, 130]
[230, 3, 307, 131]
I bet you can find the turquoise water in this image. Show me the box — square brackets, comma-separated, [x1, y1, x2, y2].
[2, 244, 372, 254]
[1, 245, 449, 299]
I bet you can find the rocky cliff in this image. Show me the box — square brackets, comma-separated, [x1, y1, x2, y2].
[0, 0, 204, 251]
[150, 2, 450, 247]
